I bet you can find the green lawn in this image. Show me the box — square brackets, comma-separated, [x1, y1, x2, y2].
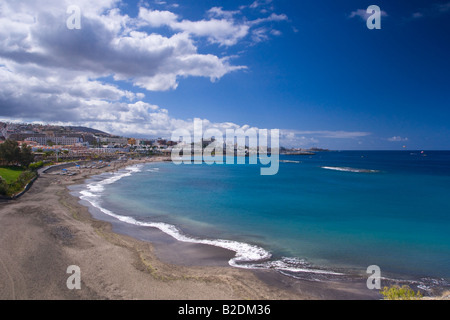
[0, 166, 25, 184]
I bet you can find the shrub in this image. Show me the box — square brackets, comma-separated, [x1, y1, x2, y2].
[380, 285, 423, 300]
[0, 177, 8, 195]
[29, 161, 44, 170]
[3, 170, 37, 197]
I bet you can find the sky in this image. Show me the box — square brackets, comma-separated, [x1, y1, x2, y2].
[0, 0, 449, 150]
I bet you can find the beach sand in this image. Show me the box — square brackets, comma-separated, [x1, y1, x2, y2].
[0, 157, 379, 300]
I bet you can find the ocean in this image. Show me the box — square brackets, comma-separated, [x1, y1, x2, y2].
[73, 151, 450, 292]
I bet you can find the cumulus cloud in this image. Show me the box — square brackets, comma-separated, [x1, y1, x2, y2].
[0, 0, 250, 92]
[136, 9, 178, 27]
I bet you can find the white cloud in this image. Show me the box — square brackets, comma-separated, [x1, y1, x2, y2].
[0, 0, 247, 92]
[277, 130, 372, 148]
[349, 8, 388, 21]
[249, 0, 273, 10]
[279, 131, 319, 147]
[410, 2, 450, 19]
[388, 136, 408, 142]
[0, 55, 252, 139]
[137, 9, 178, 27]
[241, 13, 288, 44]
[249, 13, 289, 26]
[137, 6, 288, 46]
[252, 27, 270, 43]
[270, 29, 282, 36]
[172, 19, 250, 47]
[288, 130, 371, 139]
[207, 7, 241, 19]
[437, 2, 450, 13]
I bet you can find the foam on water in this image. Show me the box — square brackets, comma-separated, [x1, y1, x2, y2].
[322, 166, 380, 173]
[239, 257, 344, 275]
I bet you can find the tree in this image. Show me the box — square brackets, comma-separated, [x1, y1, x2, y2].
[0, 177, 8, 195]
[0, 139, 21, 165]
[19, 143, 34, 167]
[0, 140, 35, 167]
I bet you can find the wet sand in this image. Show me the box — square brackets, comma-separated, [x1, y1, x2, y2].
[0, 157, 380, 300]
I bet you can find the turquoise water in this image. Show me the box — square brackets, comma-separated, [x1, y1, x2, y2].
[79, 151, 450, 287]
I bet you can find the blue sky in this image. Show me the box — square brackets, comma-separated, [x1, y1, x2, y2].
[0, 0, 449, 149]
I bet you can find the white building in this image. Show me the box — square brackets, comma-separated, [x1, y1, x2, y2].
[26, 136, 82, 145]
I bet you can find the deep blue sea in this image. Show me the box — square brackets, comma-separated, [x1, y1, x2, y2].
[77, 151, 450, 290]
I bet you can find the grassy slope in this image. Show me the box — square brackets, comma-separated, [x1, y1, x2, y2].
[0, 166, 25, 184]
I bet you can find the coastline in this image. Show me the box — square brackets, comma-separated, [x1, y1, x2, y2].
[0, 157, 380, 300]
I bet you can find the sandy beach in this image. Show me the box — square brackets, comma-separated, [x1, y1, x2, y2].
[0, 157, 379, 300]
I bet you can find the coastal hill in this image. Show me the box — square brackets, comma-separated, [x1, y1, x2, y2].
[65, 126, 111, 136]
[280, 147, 330, 155]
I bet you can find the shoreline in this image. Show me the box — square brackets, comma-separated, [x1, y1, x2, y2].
[0, 156, 382, 299]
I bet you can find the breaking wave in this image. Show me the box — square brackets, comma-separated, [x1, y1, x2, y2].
[322, 166, 380, 173]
